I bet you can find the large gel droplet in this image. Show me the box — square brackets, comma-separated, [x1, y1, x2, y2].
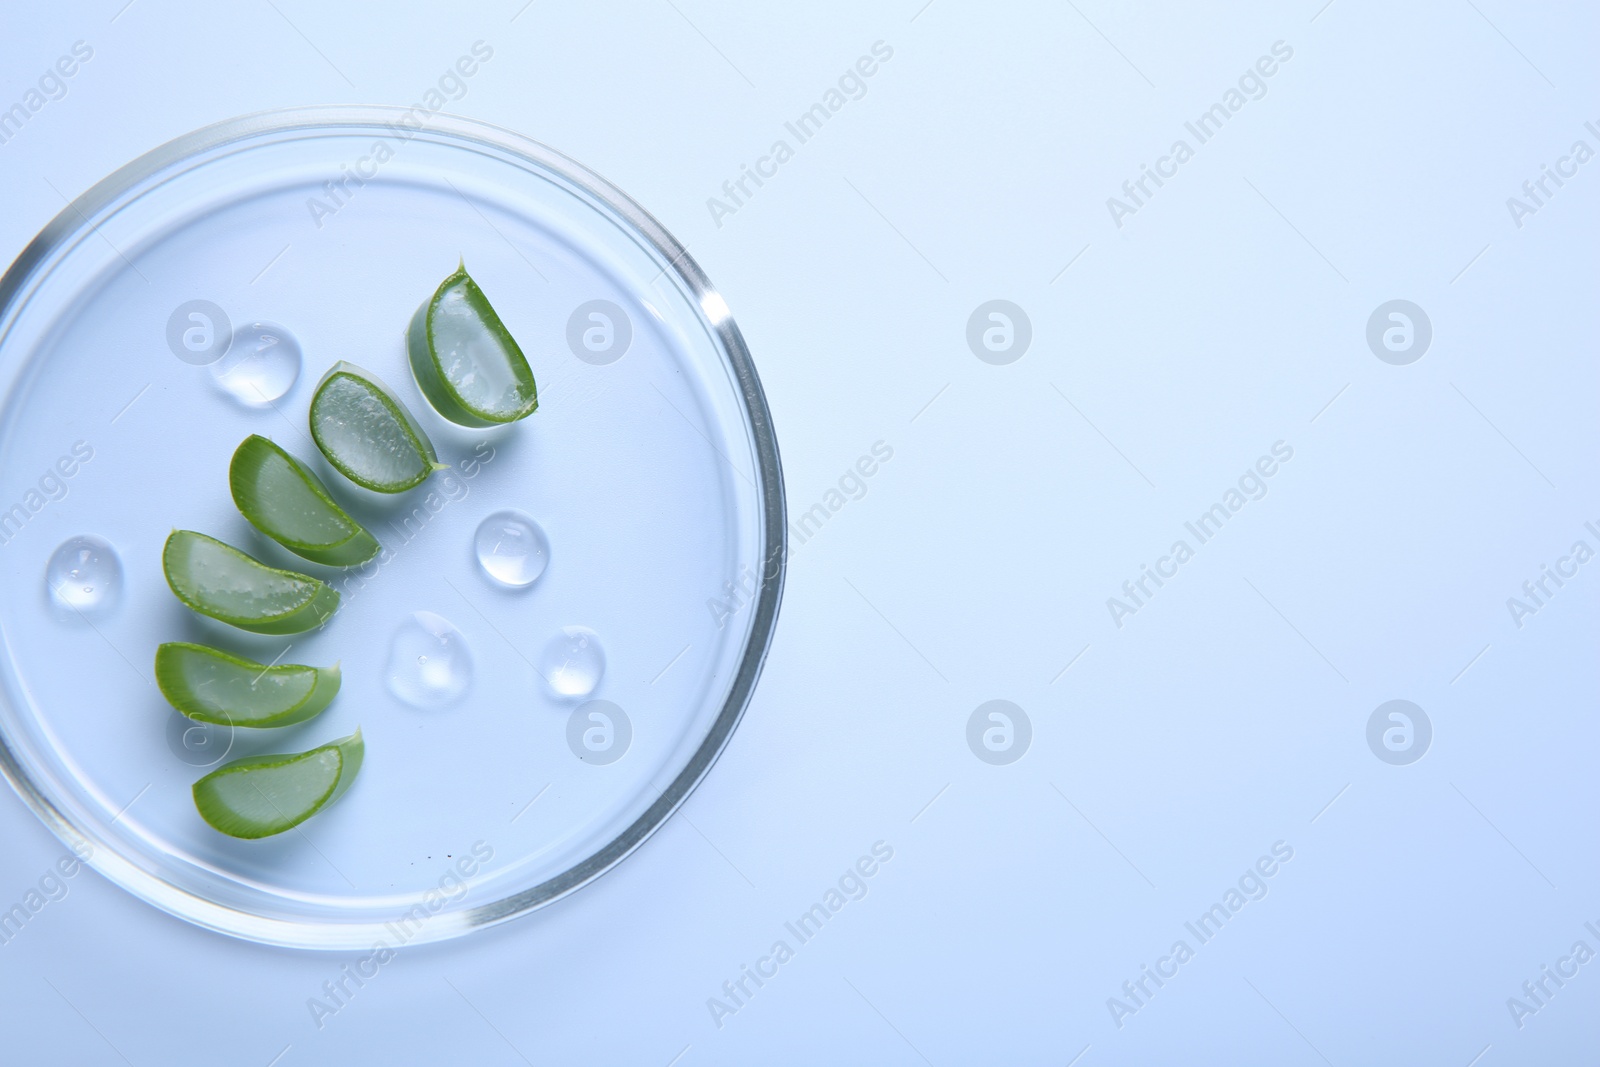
[387, 611, 472, 709]
[46, 535, 122, 618]
[211, 322, 301, 406]
[475, 510, 549, 588]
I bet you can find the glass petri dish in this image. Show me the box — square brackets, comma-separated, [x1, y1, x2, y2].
[0, 107, 784, 949]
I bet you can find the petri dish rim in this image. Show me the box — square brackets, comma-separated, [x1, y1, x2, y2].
[0, 105, 786, 949]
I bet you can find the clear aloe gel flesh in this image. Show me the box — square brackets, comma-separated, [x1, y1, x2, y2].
[407, 263, 539, 426]
[229, 435, 379, 565]
[155, 642, 340, 727]
[309, 362, 442, 493]
[162, 530, 340, 634]
[192, 730, 364, 839]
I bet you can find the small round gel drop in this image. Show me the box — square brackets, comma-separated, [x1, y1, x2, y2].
[475, 510, 549, 588]
[46, 535, 122, 618]
[540, 626, 604, 698]
[387, 611, 472, 709]
[211, 322, 301, 406]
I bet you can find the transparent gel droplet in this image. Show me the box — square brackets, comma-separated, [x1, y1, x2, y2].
[475, 510, 549, 588]
[541, 626, 604, 698]
[211, 321, 301, 406]
[387, 611, 472, 709]
[46, 535, 122, 618]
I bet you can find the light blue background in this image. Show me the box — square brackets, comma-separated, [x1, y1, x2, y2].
[1, 1, 1596, 1064]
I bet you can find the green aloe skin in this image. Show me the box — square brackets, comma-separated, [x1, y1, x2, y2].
[192, 730, 364, 839]
[155, 642, 340, 728]
[229, 435, 379, 565]
[407, 263, 539, 427]
[166, 264, 549, 837]
[163, 530, 340, 634]
[309, 362, 443, 493]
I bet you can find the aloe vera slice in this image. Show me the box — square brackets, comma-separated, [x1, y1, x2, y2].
[193, 729, 364, 839]
[163, 531, 340, 634]
[309, 362, 442, 493]
[155, 642, 340, 728]
[229, 435, 379, 565]
[407, 263, 538, 426]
